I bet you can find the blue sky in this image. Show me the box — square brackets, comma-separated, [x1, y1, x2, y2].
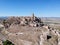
[0, 0, 60, 17]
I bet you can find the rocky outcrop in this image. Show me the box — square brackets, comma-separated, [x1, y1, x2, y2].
[2, 14, 44, 28]
[0, 15, 60, 45]
[0, 25, 59, 45]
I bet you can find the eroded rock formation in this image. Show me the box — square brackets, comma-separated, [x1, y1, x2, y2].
[0, 14, 60, 45]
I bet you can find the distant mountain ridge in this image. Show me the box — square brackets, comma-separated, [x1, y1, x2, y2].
[0, 17, 8, 19]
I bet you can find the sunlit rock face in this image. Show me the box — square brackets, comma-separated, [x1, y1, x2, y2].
[0, 15, 60, 45]
[0, 24, 5, 32]
[4, 25, 59, 45]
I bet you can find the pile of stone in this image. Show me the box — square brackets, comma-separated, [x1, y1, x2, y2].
[2, 14, 44, 28]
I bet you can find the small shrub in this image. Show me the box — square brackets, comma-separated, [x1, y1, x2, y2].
[2, 40, 14, 45]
